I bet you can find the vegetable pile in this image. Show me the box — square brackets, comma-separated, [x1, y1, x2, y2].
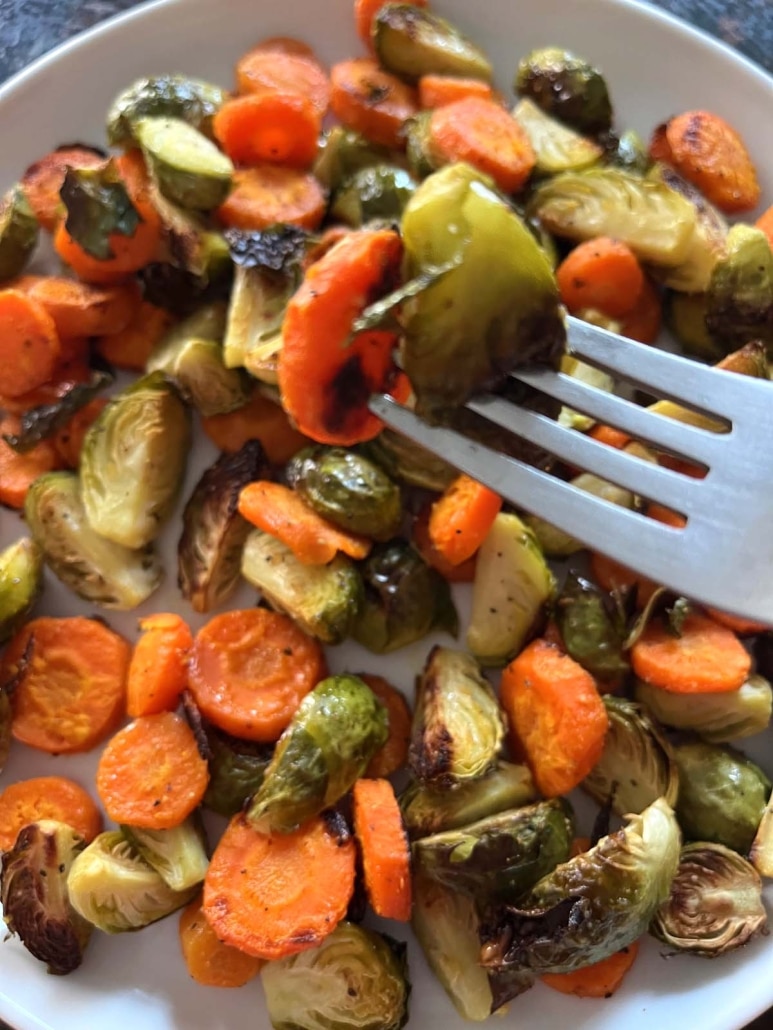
[1, 0, 773, 1025]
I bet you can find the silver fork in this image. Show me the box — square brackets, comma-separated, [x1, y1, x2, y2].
[369, 317, 773, 624]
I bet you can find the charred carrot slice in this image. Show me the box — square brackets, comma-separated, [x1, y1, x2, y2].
[330, 58, 419, 149]
[360, 673, 412, 779]
[556, 237, 645, 318]
[126, 613, 194, 718]
[213, 92, 321, 169]
[179, 893, 264, 987]
[201, 388, 311, 464]
[20, 144, 105, 231]
[352, 777, 412, 922]
[216, 166, 327, 231]
[0, 776, 103, 853]
[541, 942, 641, 998]
[412, 502, 478, 583]
[12, 274, 140, 338]
[419, 74, 495, 109]
[428, 473, 502, 567]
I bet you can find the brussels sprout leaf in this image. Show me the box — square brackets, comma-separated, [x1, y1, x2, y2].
[60, 161, 140, 260]
[2, 370, 113, 454]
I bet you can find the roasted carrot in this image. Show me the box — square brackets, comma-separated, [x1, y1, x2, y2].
[301, 225, 353, 273]
[0, 776, 103, 853]
[203, 813, 356, 960]
[213, 92, 321, 169]
[588, 424, 632, 450]
[278, 228, 408, 446]
[53, 397, 110, 469]
[187, 608, 326, 743]
[96, 711, 209, 829]
[12, 275, 140, 338]
[631, 611, 752, 694]
[648, 122, 672, 164]
[179, 893, 264, 987]
[236, 48, 331, 117]
[238, 481, 372, 564]
[20, 144, 105, 231]
[419, 74, 495, 109]
[359, 673, 412, 778]
[57, 335, 91, 365]
[657, 452, 708, 479]
[428, 97, 536, 194]
[0, 416, 61, 508]
[619, 275, 662, 344]
[216, 166, 327, 231]
[541, 942, 641, 998]
[702, 608, 770, 636]
[202, 388, 311, 464]
[556, 237, 645, 319]
[412, 502, 478, 583]
[0, 290, 61, 398]
[428, 473, 502, 567]
[569, 836, 592, 858]
[251, 36, 317, 59]
[500, 638, 609, 798]
[330, 59, 419, 149]
[355, 0, 427, 50]
[95, 299, 176, 371]
[2, 616, 130, 753]
[757, 205, 773, 250]
[126, 613, 194, 718]
[352, 778, 412, 922]
[0, 353, 92, 415]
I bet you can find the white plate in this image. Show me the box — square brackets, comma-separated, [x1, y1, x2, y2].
[1, 1, 772, 1028]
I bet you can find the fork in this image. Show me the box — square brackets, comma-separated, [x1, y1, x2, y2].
[369, 316, 773, 624]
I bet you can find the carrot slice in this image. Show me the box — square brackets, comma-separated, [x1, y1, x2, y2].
[236, 49, 331, 117]
[95, 299, 176, 371]
[428, 97, 536, 194]
[703, 608, 770, 636]
[756, 205, 773, 250]
[251, 36, 317, 60]
[588, 424, 632, 450]
[96, 711, 209, 829]
[419, 74, 495, 109]
[0, 354, 92, 415]
[352, 778, 412, 922]
[216, 166, 327, 231]
[203, 813, 356, 960]
[355, 0, 428, 50]
[12, 275, 140, 339]
[201, 388, 311, 464]
[53, 397, 110, 469]
[648, 122, 672, 164]
[213, 92, 321, 169]
[541, 942, 640, 998]
[126, 613, 194, 718]
[428, 473, 502, 567]
[0, 415, 62, 508]
[3, 616, 130, 753]
[187, 608, 327, 743]
[619, 275, 662, 344]
[21, 145, 106, 231]
[0, 776, 103, 853]
[412, 501, 478, 583]
[556, 237, 645, 319]
[0, 289, 61, 398]
[179, 893, 264, 987]
[500, 638, 609, 798]
[360, 673, 412, 778]
[330, 59, 419, 149]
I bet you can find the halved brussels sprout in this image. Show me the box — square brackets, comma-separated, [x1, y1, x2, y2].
[1, 820, 92, 975]
[600, 129, 650, 174]
[59, 161, 140, 260]
[513, 99, 603, 176]
[241, 529, 363, 645]
[480, 798, 681, 975]
[80, 371, 190, 549]
[672, 740, 771, 853]
[635, 675, 772, 743]
[286, 446, 402, 541]
[147, 335, 250, 416]
[0, 185, 38, 282]
[556, 354, 615, 433]
[374, 3, 492, 83]
[361, 429, 458, 491]
[409, 646, 505, 789]
[403, 111, 437, 180]
[750, 800, 773, 878]
[67, 830, 197, 933]
[526, 471, 635, 558]
[121, 814, 209, 892]
[201, 724, 273, 817]
[25, 472, 162, 610]
[135, 116, 233, 211]
[706, 223, 773, 353]
[246, 675, 388, 833]
[467, 513, 554, 667]
[665, 291, 720, 361]
[331, 164, 417, 227]
[107, 74, 227, 147]
[261, 921, 410, 1030]
[651, 842, 766, 957]
[515, 47, 612, 133]
[554, 571, 629, 682]
[0, 537, 43, 645]
[313, 127, 392, 191]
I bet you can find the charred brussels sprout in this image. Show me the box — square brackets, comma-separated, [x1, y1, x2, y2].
[246, 676, 388, 833]
[1, 369, 113, 455]
[409, 646, 505, 789]
[373, 4, 492, 83]
[0, 185, 38, 281]
[261, 922, 410, 1030]
[515, 47, 612, 133]
[286, 446, 401, 541]
[331, 165, 417, 227]
[313, 127, 392, 191]
[554, 571, 629, 682]
[706, 223, 773, 353]
[635, 675, 772, 743]
[1, 820, 92, 975]
[361, 429, 457, 491]
[107, 74, 226, 147]
[25, 472, 162, 610]
[59, 161, 140, 261]
[0, 537, 43, 645]
[672, 740, 771, 853]
[121, 814, 209, 892]
[135, 116, 233, 211]
[600, 129, 650, 174]
[80, 371, 190, 549]
[404, 111, 437, 180]
[513, 99, 603, 176]
[202, 726, 273, 817]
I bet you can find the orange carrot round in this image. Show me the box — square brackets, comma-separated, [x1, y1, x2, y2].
[0, 289, 61, 398]
[13, 275, 140, 339]
[0, 776, 103, 853]
[179, 893, 264, 987]
[359, 673, 412, 779]
[619, 275, 662, 344]
[251, 36, 317, 60]
[556, 237, 645, 319]
[703, 608, 770, 636]
[21, 145, 106, 231]
[216, 166, 327, 231]
[53, 397, 110, 469]
[412, 502, 478, 583]
[352, 777, 412, 922]
[541, 942, 641, 998]
[428, 473, 502, 567]
[0, 415, 62, 509]
[330, 59, 419, 150]
[213, 92, 321, 169]
[236, 49, 330, 117]
[355, 0, 428, 50]
[201, 388, 311, 464]
[95, 299, 176, 371]
[96, 712, 209, 829]
[588, 424, 632, 451]
[419, 74, 495, 109]
[0, 354, 92, 415]
[126, 613, 194, 718]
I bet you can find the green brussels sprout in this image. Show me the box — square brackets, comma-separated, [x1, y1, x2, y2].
[400, 163, 564, 420]
[651, 842, 767, 957]
[313, 127, 393, 191]
[24, 472, 162, 610]
[107, 74, 227, 147]
[0, 820, 92, 975]
[750, 799, 773, 879]
[80, 371, 190, 549]
[0, 537, 43, 645]
[414, 799, 574, 903]
[480, 798, 681, 975]
[403, 112, 437, 180]
[139, 234, 233, 308]
[467, 513, 555, 667]
[672, 740, 771, 853]
[373, 4, 492, 83]
[554, 571, 629, 681]
[121, 814, 209, 893]
[0, 185, 38, 282]
[286, 446, 402, 541]
[360, 429, 458, 491]
[635, 675, 772, 743]
[241, 529, 363, 645]
[1, 369, 113, 455]
[202, 725, 273, 817]
[556, 356, 615, 436]
[513, 99, 603, 176]
[67, 830, 197, 933]
[331, 164, 417, 227]
[706, 223, 773, 353]
[665, 291, 720, 361]
[135, 116, 233, 211]
[261, 921, 410, 1030]
[515, 47, 612, 133]
[59, 160, 141, 260]
[246, 676, 389, 833]
[409, 646, 505, 789]
[600, 129, 650, 174]
[147, 335, 250, 416]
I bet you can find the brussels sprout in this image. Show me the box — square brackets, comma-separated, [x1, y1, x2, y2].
[555, 354, 615, 433]
[665, 290, 720, 361]
[1, 369, 113, 455]
[525, 471, 635, 558]
[409, 646, 504, 790]
[261, 921, 410, 1030]
[353, 540, 458, 654]
[651, 842, 766, 956]
[515, 47, 612, 134]
[706, 223, 773, 353]
[513, 99, 603, 176]
[80, 371, 190, 548]
[750, 800, 773, 878]
[286, 446, 402, 541]
[59, 161, 140, 260]
[313, 127, 392, 191]
[467, 513, 555, 667]
[67, 829, 196, 933]
[331, 164, 417, 227]
[139, 233, 233, 308]
[635, 675, 772, 743]
[25, 472, 162, 609]
[403, 111, 437, 180]
[480, 798, 681, 975]
[414, 799, 574, 903]
[554, 571, 629, 681]
[148, 335, 250, 416]
[0, 536, 43, 645]
[373, 4, 492, 83]
[0, 185, 38, 281]
[400, 163, 565, 420]
[246, 676, 388, 833]
[201, 724, 273, 817]
[672, 740, 771, 853]
[135, 116, 233, 210]
[107, 74, 227, 147]
[600, 129, 650, 174]
[121, 814, 209, 892]
[360, 429, 457, 491]
[1, 820, 92, 975]
[241, 530, 363, 645]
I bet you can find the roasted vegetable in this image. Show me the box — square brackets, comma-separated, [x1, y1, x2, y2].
[515, 47, 612, 133]
[409, 646, 505, 789]
[331, 164, 417, 227]
[147, 335, 250, 416]
[25, 472, 162, 610]
[361, 429, 457, 491]
[0, 185, 38, 281]
[750, 799, 773, 878]
[121, 814, 209, 892]
[403, 111, 437, 180]
[0, 537, 43, 645]
[59, 161, 140, 260]
[373, 4, 492, 83]
[651, 842, 767, 957]
[139, 236, 232, 307]
[601, 129, 650, 174]
[80, 371, 190, 548]
[1, 370, 113, 455]
[0, 820, 92, 975]
[107, 74, 227, 147]
[554, 571, 629, 681]
[0, 677, 11, 774]
[245, 675, 388, 833]
[706, 223, 773, 353]
[201, 725, 273, 818]
[666, 290, 719, 361]
[135, 116, 233, 210]
[635, 675, 773, 743]
[513, 99, 603, 176]
[261, 921, 410, 1030]
[313, 127, 392, 191]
